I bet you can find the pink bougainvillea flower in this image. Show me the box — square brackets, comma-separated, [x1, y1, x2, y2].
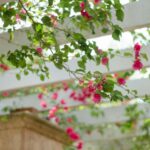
[94, 0, 101, 4]
[117, 77, 126, 85]
[20, 8, 26, 14]
[51, 92, 58, 100]
[76, 141, 83, 150]
[2, 91, 9, 97]
[37, 93, 43, 99]
[40, 100, 47, 108]
[66, 117, 73, 123]
[63, 82, 69, 91]
[88, 85, 95, 93]
[134, 42, 142, 52]
[16, 14, 21, 22]
[135, 51, 140, 59]
[48, 106, 58, 119]
[69, 132, 80, 141]
[70, 91, 76, 98]
[101, 57, 109, 65]
[66, 127, 74, 135]
[66, 127, 80, 141]
[79, 80, 84, 85]
[98, 48, 103, 54]
[63, 106, 69, 112]
[36, 47, 43, 54]
[81, 10, 92, 20]
[0, 64, 9, 71]
[48, 110, 55, 119]
[78, 94, 86, 102]
[80, 2, 85, 10]
[51, 106, 58, 113]
[3, 65, 9, 71]
[132, 59, 143, 70]
[55, 116, 60, 124]
[114, 73, 119, 78]
[60, 99, 66, 105]
[92, 93, 102, 103]
[96, 83, 103, 91]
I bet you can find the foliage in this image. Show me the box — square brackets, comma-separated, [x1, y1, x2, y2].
[0, 0, 149, 150]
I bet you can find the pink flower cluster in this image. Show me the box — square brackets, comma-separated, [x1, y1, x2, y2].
[66, 127, 83, 149]
[117, 77, 126, 86]
[97, 49, 109, 66]
[36, 47, 43, 55]
[66, 127, 80, 141]
[80, 2, 92, 20]
[94, 0, 101, 5]
[132, 43, 143, 70]
[70, 80, 103, 104]
[101, 57, 109, 65]
[0, 64, 9, 71]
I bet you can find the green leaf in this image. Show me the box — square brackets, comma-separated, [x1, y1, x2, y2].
[124, 52, 133, 57]
[40, 74, 45, 81]
[48, 0, 53, 6]
[101, 27, 109, 33]
[103, 80, 115, 92]
[16, 73, 21, 80]
[116, 9, 124, 21]
[141, 53, 149, 61]
[41, 16, 52, 26]
[112, 25, 122, 40]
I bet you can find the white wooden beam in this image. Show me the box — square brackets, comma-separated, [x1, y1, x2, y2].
[0, 0, 150, 54]
[0, 78, 150, 110]
[0, 44, 150, 92]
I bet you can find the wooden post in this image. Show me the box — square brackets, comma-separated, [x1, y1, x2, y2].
[0, 113, 71, 150]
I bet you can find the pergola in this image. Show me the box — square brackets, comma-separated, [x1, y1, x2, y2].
[0, 0, 150, 150]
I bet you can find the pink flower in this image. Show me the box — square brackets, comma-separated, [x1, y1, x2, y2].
[134, 43, 142, 52]
[51, 92, 58, 100]
[16, 14, 21, 22]
[0, 64, 9, 71]
[38, 93, 43, 99]
[69, 132, 80, 141]
[60, 99, 66, 105]
[80, 2, 85, 10]
[76, 141, 83, 150]
[117, 78, 126, 85]
[132, 59, 143, 70]
[48, 110, 55, 119]
[48, 106, 58, 119]
[63, 106, 69, 112]
[63, 82, 69, 91]
[92, 93, 102, 103]
[40, 100, 47, 108]
[66, 127, 80, 141]
[70, 91, 76, 98]
[88, 85, 95, 93]
[67, 117, 73, 123]
[2, 91, 9, 97]
[98, 49, 103, 54]
[20, 8, 26, 14]
[135, 51, 140, 59]
[55, 117, 60, 124]
[36, 47, 43, 54]
[101, 57, 109, 65]
[96, 84, 103, 91]
[79, 80, 84, 85]
[94, 0, 101, 4]
[66, 127, 74, 134]
[81, 10, 92, 20]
